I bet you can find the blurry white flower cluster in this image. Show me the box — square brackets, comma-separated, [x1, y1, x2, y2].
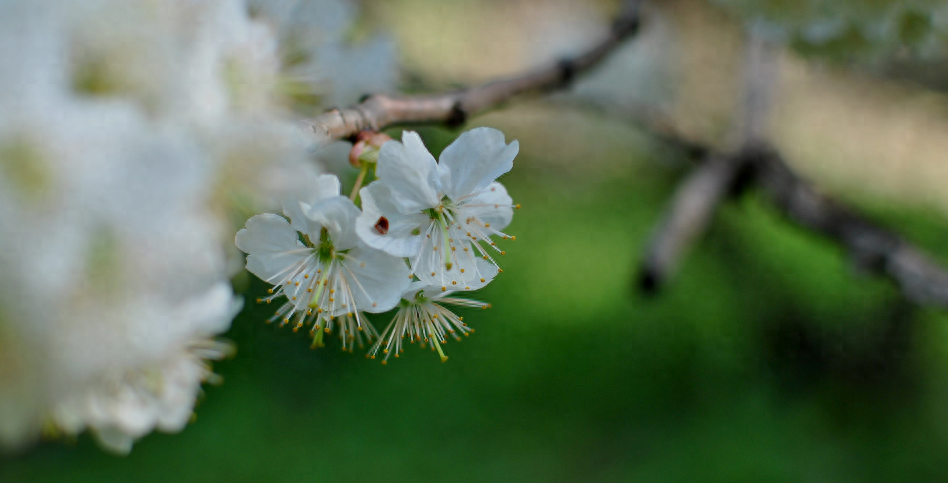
[0, 0, 395, 453]
[237, 128, 519, 364]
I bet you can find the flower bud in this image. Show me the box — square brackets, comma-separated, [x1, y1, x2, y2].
[349, 132, 392, 168]
[349, 139, 368, 168]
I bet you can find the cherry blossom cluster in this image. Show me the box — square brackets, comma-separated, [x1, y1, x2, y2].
[0, 0, 394, 453]
[237, 128, 519, 363]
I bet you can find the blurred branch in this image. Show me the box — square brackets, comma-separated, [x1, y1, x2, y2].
[628, 32, 948, 307]
[751, 145, 948, 308]
[640, 35, 778, 291]
[639, 154, 746, 293]
[300, 0, 642, 144]
[636, 131, 948, 308]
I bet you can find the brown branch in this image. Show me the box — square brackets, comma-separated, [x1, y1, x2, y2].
[639, 154, 746, 293]
[638, 136, 948, 308]
[299, 0, 642, 145]
[638, 34, 778, 292]
[750, 145, 948, 308]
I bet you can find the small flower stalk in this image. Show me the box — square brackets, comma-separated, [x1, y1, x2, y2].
[237, 127, 519, 362]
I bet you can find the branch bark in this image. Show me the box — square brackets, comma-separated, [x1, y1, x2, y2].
[750, 145, 948, 308]
[639, 138, 948, 309]
[300, 0, 642, 145]
[639, 154, 746, 293]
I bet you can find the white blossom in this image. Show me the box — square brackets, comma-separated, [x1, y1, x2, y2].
[356, 128, 519, 290]
[0, 0, 251, 453]
[368, 282, 489, 364]
[236, 174, 411, 348]
[247, 0, 399, 111]
[0, 94, 241, 453]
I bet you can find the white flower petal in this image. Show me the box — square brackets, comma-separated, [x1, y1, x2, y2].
[341, 244, 411, 314]
[235, 213, 309, 283]
[281, 174, 341, 235]
[412, 239, 495, 290]
[305, 195, 361, 251]
[376, 131, 442, 213]
[92, 426, 135, 455]
[355, 181, 429, 257]
[461, 181, 514, 232]
[438, 127, 518, 201]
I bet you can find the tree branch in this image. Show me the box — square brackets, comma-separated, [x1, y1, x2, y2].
[638, 136, 948, 309]
[750, 145, 948, 308]
[638, 34, 778, 291]
[638, 154, 746, 293]
[300, 0, 642, 145]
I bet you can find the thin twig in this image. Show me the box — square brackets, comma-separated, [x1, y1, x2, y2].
[638, 153, 747, 293]
[300, 0, 642, 145]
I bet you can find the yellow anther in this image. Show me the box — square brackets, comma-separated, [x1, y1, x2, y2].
[460, 269, 465, 273]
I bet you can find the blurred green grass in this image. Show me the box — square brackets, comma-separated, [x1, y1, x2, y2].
[5, 125, 948, 482]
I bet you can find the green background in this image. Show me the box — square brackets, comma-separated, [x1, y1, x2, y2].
[5, 125, 948, 482]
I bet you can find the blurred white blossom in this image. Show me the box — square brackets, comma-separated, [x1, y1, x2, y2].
[0, 0, 396, 453]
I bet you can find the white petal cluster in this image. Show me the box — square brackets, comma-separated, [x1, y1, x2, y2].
[236, 175, 411, 349]
[238, 127, 519, 363]
[0, 0, 396, 454]
[357, 128, 518, 290]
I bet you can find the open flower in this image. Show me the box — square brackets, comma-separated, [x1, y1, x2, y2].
[235, 174, 410, 347]
[368, 282, 489, 364]
[356, 128, 519, 290]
